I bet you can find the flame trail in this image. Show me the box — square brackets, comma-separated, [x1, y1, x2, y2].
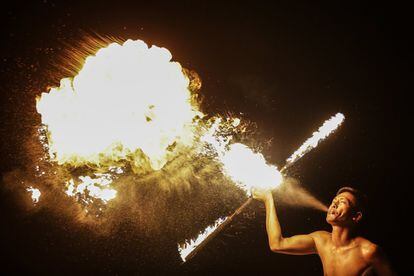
[178, 217, 227, 261]
[285, 113, 344, 166]
[178, 113, 345, 262]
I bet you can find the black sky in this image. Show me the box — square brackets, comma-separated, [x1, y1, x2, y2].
[0, 1, 407, 275]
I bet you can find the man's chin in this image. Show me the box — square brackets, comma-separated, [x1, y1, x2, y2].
[326, 216, 349, 227]
[326, 216, 338, 225]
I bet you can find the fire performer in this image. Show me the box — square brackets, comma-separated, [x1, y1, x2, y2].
[252, 186, 395, 275]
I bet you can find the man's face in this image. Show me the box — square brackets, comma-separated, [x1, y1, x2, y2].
[326, 192, 359, 226]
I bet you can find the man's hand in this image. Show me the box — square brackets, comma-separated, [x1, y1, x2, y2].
[252, 187, 273, 202]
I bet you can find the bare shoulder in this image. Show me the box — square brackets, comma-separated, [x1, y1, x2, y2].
[356, 237, 395, 274]
[309, 230, 331, 243]
[355, 237, 381, 261]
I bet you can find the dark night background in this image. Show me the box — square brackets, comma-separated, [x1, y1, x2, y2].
[0, 1, 407, 275]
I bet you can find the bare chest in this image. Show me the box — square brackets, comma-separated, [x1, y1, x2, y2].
[318, 245, 370, 276]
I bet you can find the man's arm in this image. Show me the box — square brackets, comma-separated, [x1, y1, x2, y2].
[253, 188, 319, 255]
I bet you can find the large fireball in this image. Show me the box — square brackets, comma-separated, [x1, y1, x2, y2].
[36, 39, 201, 171]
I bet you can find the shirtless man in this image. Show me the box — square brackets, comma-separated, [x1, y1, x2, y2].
[252, 186, 394, 275]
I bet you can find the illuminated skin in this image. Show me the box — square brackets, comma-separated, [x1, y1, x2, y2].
[252, 189, 394, 276]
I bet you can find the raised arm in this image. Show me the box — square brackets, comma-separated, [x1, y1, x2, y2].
[252, 188, 318, 255]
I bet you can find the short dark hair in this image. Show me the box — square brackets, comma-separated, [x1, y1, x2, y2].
[336, 186, 367, 213]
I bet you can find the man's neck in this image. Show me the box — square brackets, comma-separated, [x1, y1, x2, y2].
[331, 225, 355, 247]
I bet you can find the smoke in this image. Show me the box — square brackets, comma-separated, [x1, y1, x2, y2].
[274, 177, 328, 212]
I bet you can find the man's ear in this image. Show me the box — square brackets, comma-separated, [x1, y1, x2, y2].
[353, 211, 363, 223]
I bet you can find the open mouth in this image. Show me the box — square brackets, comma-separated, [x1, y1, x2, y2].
[328, 209, 338, 216]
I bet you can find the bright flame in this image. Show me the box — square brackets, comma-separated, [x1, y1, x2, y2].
[286, 113, 345, 165]
[198, 117, 282, 194]
[36, 39, 201, 170]
[65, 173, 117, 203]
[199, 117, 240, 156]
[220, 143, 283, 194]
[178, 217, 227, 261]
[27, 186, 41, 203]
